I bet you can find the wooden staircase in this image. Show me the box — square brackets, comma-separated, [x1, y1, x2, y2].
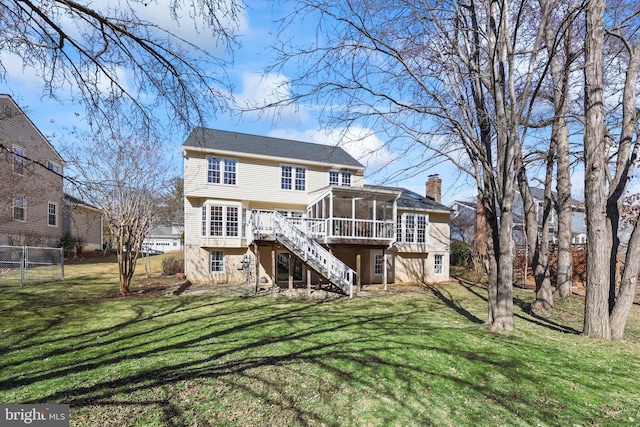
[249, 210, 354, 297]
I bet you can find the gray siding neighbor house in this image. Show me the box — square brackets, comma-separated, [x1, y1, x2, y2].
[0, 94, 65, 247]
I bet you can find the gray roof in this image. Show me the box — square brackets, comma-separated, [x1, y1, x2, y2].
[366, 184, 451, 213]
[183, 127, 364, 169]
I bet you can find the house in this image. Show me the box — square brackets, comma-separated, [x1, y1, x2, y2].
[142, 224, 184, 253]
[0, 94, 66, 247]
[183, 128, 451, 295]
[62, 193, 103, 252]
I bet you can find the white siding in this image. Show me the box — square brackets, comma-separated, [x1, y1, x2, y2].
[184, 151, 364, 204]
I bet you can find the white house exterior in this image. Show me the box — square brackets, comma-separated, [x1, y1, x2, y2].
[183, 128, 451, 294]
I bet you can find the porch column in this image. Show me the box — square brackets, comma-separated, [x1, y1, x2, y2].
[307, 268, 312, 296]
[356, 251, 362, 292]
[329, 193, 334, 237]
[288, 252, 293, 291]
[271, 244, 276, 287]
[373, 199, 377, 239]
[383, 250, 388, 291]
[254, 243, 260, 293]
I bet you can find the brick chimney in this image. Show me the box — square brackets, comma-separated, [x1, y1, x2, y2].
[426, 174, 442, 203]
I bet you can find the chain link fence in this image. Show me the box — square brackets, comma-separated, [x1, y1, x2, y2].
[0, 245, 64, 287]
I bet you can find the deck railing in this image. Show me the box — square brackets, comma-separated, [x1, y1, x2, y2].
[305, 218, 395, 240]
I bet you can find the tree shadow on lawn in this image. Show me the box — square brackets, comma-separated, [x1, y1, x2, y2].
[450, 273, 581, 335]
[0, 290, 621, 426]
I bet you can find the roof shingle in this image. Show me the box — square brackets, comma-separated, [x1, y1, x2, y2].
[183, 127, 364, 168]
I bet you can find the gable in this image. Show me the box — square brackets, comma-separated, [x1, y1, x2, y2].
[0, 94, 65, 165]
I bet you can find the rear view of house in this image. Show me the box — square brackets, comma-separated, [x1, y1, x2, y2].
[183, 128, 450, 294]
[0, 94, 65, 247]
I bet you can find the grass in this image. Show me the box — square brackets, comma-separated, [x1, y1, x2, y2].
[1, 257, 640, 426]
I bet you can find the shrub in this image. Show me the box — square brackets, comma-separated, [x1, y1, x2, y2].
[162, 255, 184, 276]
[450, 240, 472, 267]
[58, 231, 76, 256]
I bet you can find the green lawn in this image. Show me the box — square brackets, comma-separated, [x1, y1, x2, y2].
[1, 256, 639, 426]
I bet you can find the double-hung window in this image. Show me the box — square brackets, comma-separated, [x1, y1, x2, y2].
[48, 202, 58, 227]
[47, 161, 61, 174]
[13, 196, 25, 221]
[329, 171, 340, 185]
[201, 205, 240, 238]
[13, 146, 24, 174]
[341, 172, 351, 186]
[282, 165, 306, 191]
[434, 254, 443, 275]
[207, 156, 236, 185]
[210, 250, 225, 272]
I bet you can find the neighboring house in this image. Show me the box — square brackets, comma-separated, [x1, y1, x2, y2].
[450, 188, 586, 246]
[183, 128, 451, 294]
[0, 94, 65, 247]
[450, 200, 477, 243]
[142, 224, 184, 253]
[62, 194, 103, 252]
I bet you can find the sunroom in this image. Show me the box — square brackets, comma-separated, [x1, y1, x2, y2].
[304, 185, 400, 245]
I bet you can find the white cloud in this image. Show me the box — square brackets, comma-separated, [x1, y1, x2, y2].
[268, 126, 394, 169]
[235, 72, 309, 124]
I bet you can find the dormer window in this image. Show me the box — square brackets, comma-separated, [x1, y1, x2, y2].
[207, 156, 236, 185]
[329, 170, 351, 187]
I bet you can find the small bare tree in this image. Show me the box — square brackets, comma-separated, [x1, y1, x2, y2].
[65, 123, 170, 294]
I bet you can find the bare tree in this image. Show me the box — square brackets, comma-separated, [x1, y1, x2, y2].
[64, 123, 171, 294]
[582, 0, 640, 339]
[0, 0, 243, 133]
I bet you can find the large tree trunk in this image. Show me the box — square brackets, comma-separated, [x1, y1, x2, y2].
[582, 0, 610, 339]
[610, 219, 640, 339]
[606, 43, 640, 338]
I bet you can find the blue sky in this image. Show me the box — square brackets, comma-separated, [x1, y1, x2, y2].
[0, 1, 483, 205]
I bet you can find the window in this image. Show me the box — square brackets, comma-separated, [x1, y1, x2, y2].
[201, 206, 207, 236]
[13, 196, 25, 221]
[13, 146, 24, 174]
[207, 156, 236, 185]
[224, 159, 237, 184]
[329, 171, 340, 185]
[397, 213, 429, 243]
[329, 170, 352, 187]
[47, 161, 61, 174]
[282, 165, 306, 190]
[226, 206, 239, 237]
[295, 168, 306, 190]
[417, 215, 427, 243]
[374, 254, 384, 276]
[210, 206, 224, 236]
[341, 171, 351, 186]
[48, 202, 57, 227]
[210, 250, 225, 272]
[201, 205, 240, 238]
[434, 254, 443, 275]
